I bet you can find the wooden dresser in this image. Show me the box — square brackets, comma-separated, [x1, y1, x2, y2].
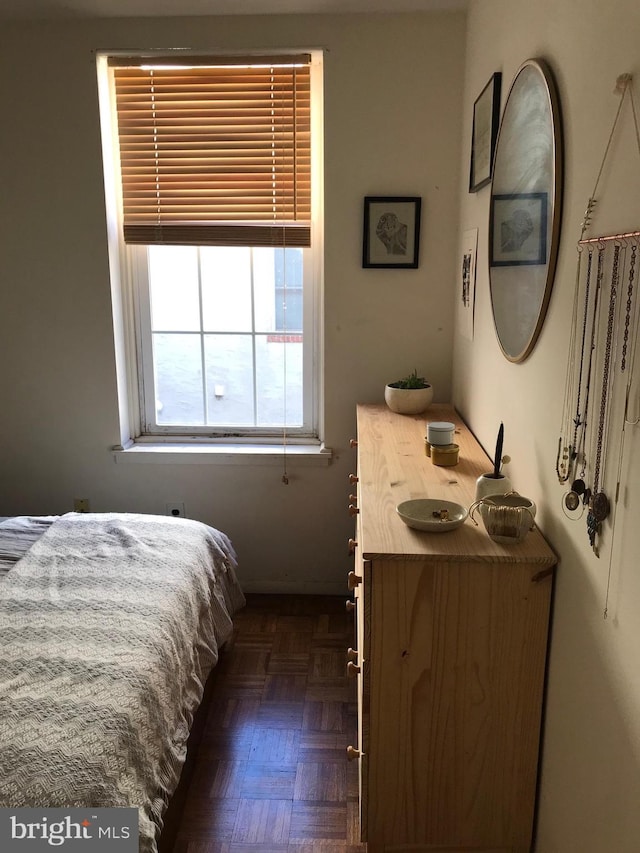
[347, 404, 556, 853]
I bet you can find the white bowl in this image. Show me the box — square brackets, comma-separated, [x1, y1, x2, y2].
[396, 499, 468, 532]
[384, 383, 434, 414]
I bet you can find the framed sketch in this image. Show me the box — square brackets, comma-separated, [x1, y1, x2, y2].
[469, 72, 501, 192]
[363, 196, 421, 268]
[459, 228, 478, 340]
[490, 192, 548, 266]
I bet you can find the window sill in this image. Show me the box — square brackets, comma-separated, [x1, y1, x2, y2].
[112, 441, 333, 466]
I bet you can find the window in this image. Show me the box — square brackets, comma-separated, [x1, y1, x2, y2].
[136, 244, 309, 431]
[98, 51, 323, 443]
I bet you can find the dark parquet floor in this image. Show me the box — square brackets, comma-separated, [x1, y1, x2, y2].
[172, 594, 366, 853]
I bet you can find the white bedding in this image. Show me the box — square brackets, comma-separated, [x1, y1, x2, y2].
[0, 515, 58, 577]
[0, 512, 244, 852]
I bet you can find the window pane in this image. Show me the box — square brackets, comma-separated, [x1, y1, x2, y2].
[275, 248, 304, 332]
[153, 333, 204, 425]
[275, 290, 303, 332]
[252, 247, 303, 333]
[204, 334, 255, 426]
[255, 334, 303, 427]
[147, 250, 306, 431]
[148, 246, 200, 331]
[201, 247, 252, 332]
[252, 247, 276, 333]
[274, 248, 304, 289]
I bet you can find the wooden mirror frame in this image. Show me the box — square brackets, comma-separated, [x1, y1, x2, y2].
[488, 58, 563, 363]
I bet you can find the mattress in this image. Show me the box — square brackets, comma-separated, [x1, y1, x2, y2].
[0, 512, 245, 852]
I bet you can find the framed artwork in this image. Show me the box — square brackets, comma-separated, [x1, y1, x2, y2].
[362, 196, 421, 268]
[459, 228, 478, 341]
[490, 192, 548, 266]
[469, 72, 502, 192]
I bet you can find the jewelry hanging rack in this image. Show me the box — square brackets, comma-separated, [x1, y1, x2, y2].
[557, 72, 640, 576]
[578, 230, 640, 245]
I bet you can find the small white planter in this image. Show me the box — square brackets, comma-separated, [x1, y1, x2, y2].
[474, 472, 512, 502]
[384, 382, 434, 415]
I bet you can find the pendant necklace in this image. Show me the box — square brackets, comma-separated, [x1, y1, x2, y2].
[570, 248, 596, 482]
[586, 242, 622, 554]
[556, 208, 593, 485]
[557, 249, 588, 484]
[565, 410, 591, 512]
[563, 246, 602, 509]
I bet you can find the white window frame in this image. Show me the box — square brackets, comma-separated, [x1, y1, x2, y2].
[97, 50, 325, 451]
[131, 245, 319, 440]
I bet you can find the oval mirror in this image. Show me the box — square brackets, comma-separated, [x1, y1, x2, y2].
[489, 58, 563, 362]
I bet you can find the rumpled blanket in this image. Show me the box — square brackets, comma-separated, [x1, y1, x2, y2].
[0, 515, 58, 577]
[0, 512, 245, 852]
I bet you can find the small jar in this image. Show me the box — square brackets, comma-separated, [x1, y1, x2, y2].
[431, 442, 459, 466]
[424, 438, 431, 457]
[427, 421, 455, 446]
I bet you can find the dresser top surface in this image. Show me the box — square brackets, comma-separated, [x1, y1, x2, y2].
[356, 403, 556, 566]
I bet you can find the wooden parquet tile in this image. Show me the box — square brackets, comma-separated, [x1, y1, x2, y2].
[171, 594, 366, 853]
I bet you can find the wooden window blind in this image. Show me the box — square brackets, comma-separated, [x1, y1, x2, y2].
[109, 54, 311, 247]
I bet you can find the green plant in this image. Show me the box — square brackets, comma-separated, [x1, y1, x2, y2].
[395, 369, 427, 389]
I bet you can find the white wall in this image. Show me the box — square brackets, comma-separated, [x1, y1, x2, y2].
[455, 1, 640, 850]
[0, 11, 465, 593]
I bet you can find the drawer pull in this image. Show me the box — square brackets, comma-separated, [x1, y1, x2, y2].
[347, 661, 361, 677]
[348, 504, 360, 517]
[349, 494, 357, 503]
[348, 538, 358, 555]
[346, 745, 361, 761]
[349, 439, 358, 448]
[348, 571, 362, 590]
[345, 599, 356, 613]
[346, 647, 358, 662]
[348, 473, 359, 484]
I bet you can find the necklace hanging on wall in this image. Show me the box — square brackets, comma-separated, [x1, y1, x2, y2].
[561, 245, 596, 504]
[602, 249, 640, 618]
[585, 242, 622, 554]
[620, 241, 637, 371]
[557, 222, 590, 485]
[559, 239, 605, 510]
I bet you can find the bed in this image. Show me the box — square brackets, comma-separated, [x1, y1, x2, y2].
[0, 511, 245, 852]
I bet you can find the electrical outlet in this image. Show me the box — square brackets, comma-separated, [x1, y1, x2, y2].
[74, 498, 90, 513]
[166, 502, 186, 518]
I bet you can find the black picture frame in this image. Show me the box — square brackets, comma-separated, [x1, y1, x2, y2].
[362, 196, 421, 269]
[489, 192, 548, 267]
[469, 72, 502, 192]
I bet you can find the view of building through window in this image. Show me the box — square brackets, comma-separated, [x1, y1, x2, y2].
[148, 245, 304, 428]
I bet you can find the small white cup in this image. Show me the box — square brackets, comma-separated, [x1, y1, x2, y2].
[474, 472, 512, 502]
